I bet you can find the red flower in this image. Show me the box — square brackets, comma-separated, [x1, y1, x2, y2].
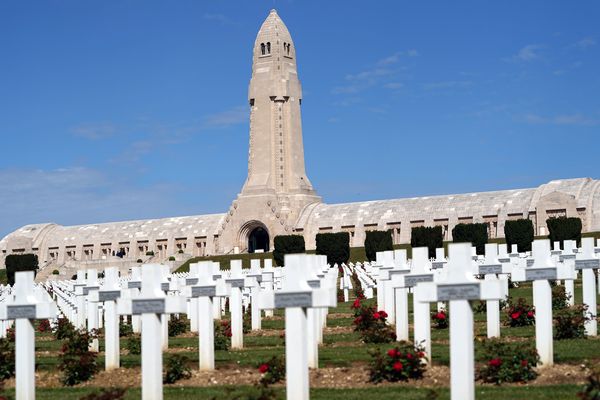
[417, 351, 425, 359]
[511, 312, 521, 320]
[353, 316, 362, 325]
[352, 299, 361, 309]
[387, 349, 398, 358]
[521, 359, 528, 367]
[406, 353, 414, 360]
[527, 311, 534, 318]
[379, 310, 388, 318]
[258, 364, 269, 373]
[373, 312, 381, 320]
[488, 358, 502, 368]
[392, 361, 403, 371]
[435, 312, 446, 320]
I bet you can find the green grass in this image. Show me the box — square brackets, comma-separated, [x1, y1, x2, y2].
[0, 384, 582, 400]
[0, 268, 7, 285]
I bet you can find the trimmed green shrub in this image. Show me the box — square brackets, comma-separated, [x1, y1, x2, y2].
[273, 235, 305, 266]
[477, 339, 539, 384]
[504, 219, 534, 253]
[163, 354, 191, 384]
[368, 342, 427, 383]
[411, 226, 443, 259]
[452, 223, 488, 255]
[364, 230, 393, 262]
[52, 269, 60, 275]
[168, 315, 188, 337]
[168, 256, 176, 261]
[59, 328, 99, 386]
[547, 217, 582, 249]
[315, 232, 350, 266]
[0, 338, 15, 381]
[257, 355, 286, 385]
[125, 336, 141, 355]
[145, 251, 154, 256]
[554, 304, 591, 340]
[5, 253, 39, 285]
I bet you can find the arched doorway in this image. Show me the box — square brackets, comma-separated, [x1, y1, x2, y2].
[248, 226, 269, 253]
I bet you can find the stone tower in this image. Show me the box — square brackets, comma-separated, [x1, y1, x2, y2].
[216, 9, 321, 254]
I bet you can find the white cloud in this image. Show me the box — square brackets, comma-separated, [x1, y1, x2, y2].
[0, 167, 178, 238]
[71, 123, 116, 140]
[523, 113, 599, 126]
[512, 44, 543, 62]
[204, 105, 248, 127]
[424, 80, 473, 90]
[574, 37, 596, 49]
[383, 82, 404, 89]
[203, 13, 235, 26]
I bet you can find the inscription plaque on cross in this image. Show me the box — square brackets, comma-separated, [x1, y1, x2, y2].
[575, 237, 599, 336]
[118, 264, 186, 400]
[0, 271, 57, 400]
[512, 239, 576, 366]
[259, 254, 336, 400]
[416, 243, 502, 400]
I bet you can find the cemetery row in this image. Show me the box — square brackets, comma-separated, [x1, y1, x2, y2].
[0, 239, 599, 400]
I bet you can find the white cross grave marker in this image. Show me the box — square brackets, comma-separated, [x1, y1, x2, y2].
[184, 261, 229, 370]
[259, 254, 336, 400]
[227, 260, 245, 349]
[89, 267, 122, 370]
[416, 243, 503, 400]
[512, 239, 576, 366]
[575, 237, 598, 336]
[0, 271, 57, 400]
[118, 264, 186, 400]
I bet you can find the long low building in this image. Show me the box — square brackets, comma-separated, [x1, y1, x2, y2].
[2, 10, 599, 275]
[2, 177, 598, 270]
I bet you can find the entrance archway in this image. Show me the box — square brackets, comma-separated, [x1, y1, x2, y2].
[248, 227, 269, 253]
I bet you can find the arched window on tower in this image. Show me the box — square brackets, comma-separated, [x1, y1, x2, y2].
[260, 43, 265, 55]
[286, 43, 291, 55]
[283, 42, 287, 52]
[266, 42, 271, 54]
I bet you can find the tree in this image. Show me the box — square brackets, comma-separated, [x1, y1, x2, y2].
[316, 232, 350, 266]
[364, 230, 393, 262]
[5, 253, 39, 286]
[504, 219, 534, 253]
[273, 235, 306, 266]
[411, 226, 443, 259]
[546, 217, 582, 249]
[452, 223, 488, 255]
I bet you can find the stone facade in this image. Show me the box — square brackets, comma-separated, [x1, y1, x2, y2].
[2, 10, 600, 276]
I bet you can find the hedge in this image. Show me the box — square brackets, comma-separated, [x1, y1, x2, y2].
[364, 230, 393, 262]
[316, 232, 350, 266]
[273, 235, 306, 266]
[547, 217, 582, 249]
[504, 219, 534, 253]
[452, 223, 488, 255]
[5, 253, 39, 286]
[411, 226, 443, 259]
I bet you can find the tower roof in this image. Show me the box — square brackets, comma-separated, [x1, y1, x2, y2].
[253, 9, 294, 61]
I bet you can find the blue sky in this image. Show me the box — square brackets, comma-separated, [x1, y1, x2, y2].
[1, 1, 599, 238]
